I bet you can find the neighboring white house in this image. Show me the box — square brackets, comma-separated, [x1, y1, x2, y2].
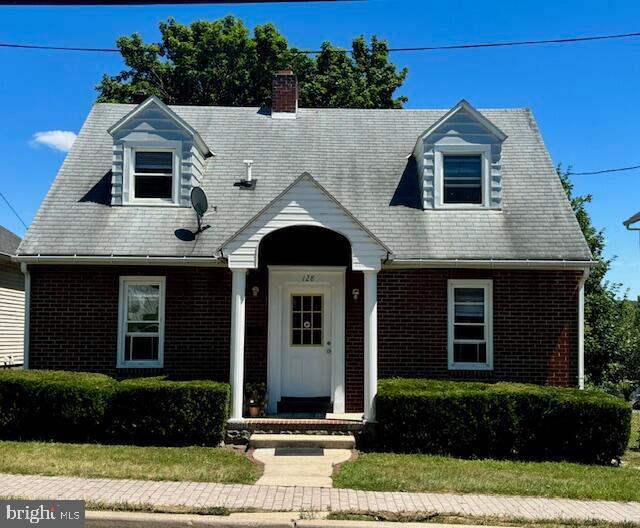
[0, 226, 24, 367]
[624, 211, 640, 232]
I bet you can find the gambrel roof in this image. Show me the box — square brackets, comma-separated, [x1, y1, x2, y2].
[19, 103, 592, 263]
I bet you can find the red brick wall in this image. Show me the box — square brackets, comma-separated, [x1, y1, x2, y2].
[377, 268, 582, 388]
[27, 265, 581, 413]
[28, 265, 232, 380]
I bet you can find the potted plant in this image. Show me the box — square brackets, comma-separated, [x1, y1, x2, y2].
[244, 382, 267, 417]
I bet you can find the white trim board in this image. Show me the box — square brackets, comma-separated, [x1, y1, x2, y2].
[267, 266, 346, 414]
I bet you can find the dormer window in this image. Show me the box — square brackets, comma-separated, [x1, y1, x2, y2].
[443, 155, 482, 205]
[416, 100, 507, 210]
[434, 144, 491, 209]
[133, 150, 174, 200]
[108, 96, 211, 207]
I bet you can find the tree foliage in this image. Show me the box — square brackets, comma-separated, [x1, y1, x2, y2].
[559, 166, 640, 396]
[96, 16, 408, 109]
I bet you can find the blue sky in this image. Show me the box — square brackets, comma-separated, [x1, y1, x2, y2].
[1, 0, 639, 296]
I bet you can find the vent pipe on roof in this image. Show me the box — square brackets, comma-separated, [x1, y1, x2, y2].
[234, 160, 257, 190]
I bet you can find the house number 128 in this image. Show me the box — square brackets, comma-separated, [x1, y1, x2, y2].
[302, 274, 315, 282]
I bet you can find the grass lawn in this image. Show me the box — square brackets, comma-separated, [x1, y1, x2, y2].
[333, 412, 640, 502]
[0, 441, 260, 484]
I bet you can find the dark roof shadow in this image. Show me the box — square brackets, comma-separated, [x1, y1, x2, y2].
[390, 156, 422, 210]
[79, 170, 112, 205]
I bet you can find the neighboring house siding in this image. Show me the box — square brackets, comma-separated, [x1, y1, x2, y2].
[28, 265, 231, 379]
[0, 260, 25, 366]
[27, 265, 580, 411]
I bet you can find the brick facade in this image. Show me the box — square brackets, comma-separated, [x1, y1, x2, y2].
[27, 265, 581, 413]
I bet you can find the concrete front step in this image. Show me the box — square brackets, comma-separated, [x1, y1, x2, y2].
[249, 433, 356, 450]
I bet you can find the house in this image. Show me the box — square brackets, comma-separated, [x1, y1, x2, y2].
[624, 211, 640, 232]
[0, 226, 25, 367]
[16, 70, 593, 421]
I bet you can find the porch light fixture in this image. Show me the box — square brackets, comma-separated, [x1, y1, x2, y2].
[352, 288, 360, 301]
[252, 286, 260, 297]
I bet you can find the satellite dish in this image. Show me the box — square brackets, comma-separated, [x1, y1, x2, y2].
[191, 187, 209, 217]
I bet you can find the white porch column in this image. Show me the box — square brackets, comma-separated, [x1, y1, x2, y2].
[364, 270, 379, 422]
[229, 268, 247, 421]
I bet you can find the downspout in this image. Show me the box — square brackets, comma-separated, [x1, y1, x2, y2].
[578, 267, 590, 389]
[20, 262, 30, 369]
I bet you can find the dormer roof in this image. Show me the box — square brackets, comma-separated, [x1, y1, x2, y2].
[107, 95, 212, 156]
[419, 99, 508, 142]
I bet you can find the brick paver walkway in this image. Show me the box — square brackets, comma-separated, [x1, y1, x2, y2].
[1, 473, 639, 522]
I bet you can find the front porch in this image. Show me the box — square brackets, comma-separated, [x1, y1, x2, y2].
[220, 174, 390, 422]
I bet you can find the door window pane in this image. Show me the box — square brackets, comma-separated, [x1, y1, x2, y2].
[291, 294, 323, 346]
[443, 155, 482, 204]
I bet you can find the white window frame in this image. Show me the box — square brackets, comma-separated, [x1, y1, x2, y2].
[123, 141, 182, 206]
[434, 144, 492, 209]
[117, 276, 166, 368]
[447, 279, 493, 371]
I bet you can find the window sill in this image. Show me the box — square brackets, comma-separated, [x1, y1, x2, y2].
[117, 362, 163, 369]
[122, 201, 185, 208]
[448, 363, 493, 371]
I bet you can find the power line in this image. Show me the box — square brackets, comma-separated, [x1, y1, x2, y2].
[568, 165, 640, 176]
[0, 192, 28, 229]
[1, 31, 640, 55]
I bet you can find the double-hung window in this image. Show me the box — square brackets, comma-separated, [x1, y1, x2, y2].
[117, 277, 166, 368]
[443, 155, 483, 204]
[132, 150, 175, 201]
[448, 279, 493, 370]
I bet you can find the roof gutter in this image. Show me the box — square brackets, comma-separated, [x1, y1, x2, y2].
[384, 259, 597, 270]
[14, 254, 225, 267]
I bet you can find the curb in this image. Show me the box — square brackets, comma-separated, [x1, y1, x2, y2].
[85, 511, 515, 528]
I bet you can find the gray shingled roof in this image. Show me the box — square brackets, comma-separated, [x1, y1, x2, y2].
[0, 225, 21, 257]
[19, 104, 592, 262]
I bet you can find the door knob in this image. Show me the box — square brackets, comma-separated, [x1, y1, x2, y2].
[326, 347, 332, 354]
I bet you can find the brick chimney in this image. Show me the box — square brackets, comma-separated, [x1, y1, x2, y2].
[272, 70, 298, 118]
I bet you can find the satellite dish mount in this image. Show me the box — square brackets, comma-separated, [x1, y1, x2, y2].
[191, 187, 212, 236]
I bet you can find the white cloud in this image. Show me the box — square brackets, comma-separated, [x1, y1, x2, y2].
[30, 130, 77, 153]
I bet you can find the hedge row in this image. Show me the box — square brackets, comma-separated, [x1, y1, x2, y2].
[375, 378, 632, 464]
[0, 370, 229, 446]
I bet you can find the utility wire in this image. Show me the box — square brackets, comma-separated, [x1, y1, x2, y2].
[0, 192, 28, 230]
[1, 31, 640, 55]
[568, 165, 640, 176]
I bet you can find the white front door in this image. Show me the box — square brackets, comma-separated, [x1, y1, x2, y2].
[282, 286, 332, 398]
[267, 267, 346, 414]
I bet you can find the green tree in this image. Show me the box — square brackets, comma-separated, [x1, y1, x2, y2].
[97, 16, 408, 109]
[559, 166, 640, 394]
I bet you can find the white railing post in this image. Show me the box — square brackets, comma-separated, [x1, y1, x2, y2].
[229, 268, 247, 421]
[364, 269, 379, 421]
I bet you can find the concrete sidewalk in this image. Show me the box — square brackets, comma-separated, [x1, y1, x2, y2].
[1, 473, 639, 523]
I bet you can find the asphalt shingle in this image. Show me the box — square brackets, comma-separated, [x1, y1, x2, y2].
[19, 104, 592, 262]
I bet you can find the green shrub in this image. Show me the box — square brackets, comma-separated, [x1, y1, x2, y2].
[0, 370, 116, 442]
[375, 379, 631, 464]
[108, 377, 229, 446]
